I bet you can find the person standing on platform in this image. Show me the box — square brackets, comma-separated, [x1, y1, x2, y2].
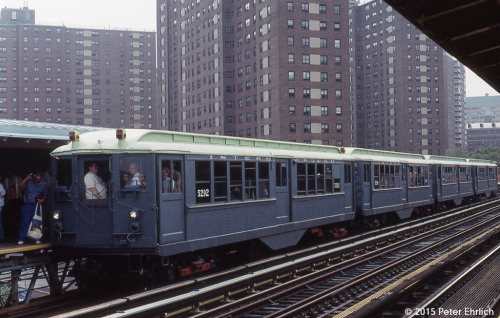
[18, 171, 48, 245]
[0, 173, 5, 242]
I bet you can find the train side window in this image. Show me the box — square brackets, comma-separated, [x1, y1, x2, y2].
[317, 164, 325, 194]
[363, 164, 370, 183]
[120, 157, 146, 189]
[275, 162, 287, 187]
[230, 161, 242, 200]
[326, 164, 333, 193]
[334, 177, 341, 192]
[344, 164, 351, 184]
[258, 162, 270, 199]
[488, 167, 496, 179]
[214, 161, 227, 202]
[195, 161, 211, 204]
[56, 159, 72, 189]
[478, 167, 487, 180]
[460, 167, 470, 182]
[161, 160, 183, 193]
[297, 163, 306, 196]
[307, 164, 315, 195]
[374, 165, 380, 189]
[245, 162, 256, 200]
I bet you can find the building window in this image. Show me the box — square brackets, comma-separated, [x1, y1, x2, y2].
[289, 106, 296, 116]
[321, 89, 329, 99]
[335, 89, 342, 99]
[287, 19, 294, 29]
[303, 88, 311, 99]
[288, 71, 295, 80]
[289, 122, 296, 132]
[302, 54, 310, 64]
[321, 106, 328, 116]
[304, 123, 311, 133]
[322, 123, 329, 133]
[301, 20, 309, 30]
[288, 36, 294, 46]
[303, 106, 311, 116]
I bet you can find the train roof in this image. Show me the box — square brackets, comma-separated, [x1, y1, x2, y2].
[51, 129, 497, 167]
[51, 129, 346, 160]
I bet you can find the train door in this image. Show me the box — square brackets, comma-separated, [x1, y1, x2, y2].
[471, 166, 478, 193]
[343, 162, 354, 212]
[275, 160, 290, 224]
[77, 156, 113, 246]
[158, 155, 185, 244]
[401, 164, 408, 203]
[362, 162, 372, 210]
[434, 165, 442, 200]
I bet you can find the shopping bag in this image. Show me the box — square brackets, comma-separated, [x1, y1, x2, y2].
[27, 204, 43, 240]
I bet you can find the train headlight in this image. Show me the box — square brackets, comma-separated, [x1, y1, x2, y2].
[53, 210, 62, 220]
[130, 210, 139, 220]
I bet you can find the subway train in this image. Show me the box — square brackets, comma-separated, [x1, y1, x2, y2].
[49, 129, 497, 281]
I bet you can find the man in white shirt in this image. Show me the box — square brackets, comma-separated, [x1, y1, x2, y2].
[84, 162, 108, 199]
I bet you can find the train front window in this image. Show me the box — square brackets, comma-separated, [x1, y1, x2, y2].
[83, 160, 110, 200]
[55, 158, 72, 189]
[120, 157, 146, 190]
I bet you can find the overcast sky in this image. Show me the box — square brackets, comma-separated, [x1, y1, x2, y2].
[3, 0, 499, 97]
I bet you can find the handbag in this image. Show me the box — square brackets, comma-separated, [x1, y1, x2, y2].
[27, 203, 43, 240]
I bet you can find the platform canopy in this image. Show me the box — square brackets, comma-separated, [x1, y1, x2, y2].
[384, 0, 500, 93]
[0, 119, 109, 149]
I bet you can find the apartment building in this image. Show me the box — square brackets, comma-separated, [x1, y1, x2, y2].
[0, 6, 157, 128]
[350, 0, 465, 154]
[158, 0, 352, 145]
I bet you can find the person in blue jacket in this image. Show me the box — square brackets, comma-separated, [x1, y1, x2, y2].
[18, 171, 47, 245]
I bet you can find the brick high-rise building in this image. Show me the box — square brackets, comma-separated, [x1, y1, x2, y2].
[349, 0, 465, 155]
[158, 0, 352, 145]
[0, 6, 157, 129]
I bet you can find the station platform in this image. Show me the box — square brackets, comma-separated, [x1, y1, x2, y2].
[0, 240, 58, 307]
[0, 241, 52, 255]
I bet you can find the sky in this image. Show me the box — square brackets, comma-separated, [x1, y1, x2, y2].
[3, 0, 499, 97]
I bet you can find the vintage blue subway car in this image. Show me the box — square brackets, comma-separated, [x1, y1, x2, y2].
[50, 129, 497, 279]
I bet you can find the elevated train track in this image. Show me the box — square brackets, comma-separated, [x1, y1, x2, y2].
[24, 198, 500, 318]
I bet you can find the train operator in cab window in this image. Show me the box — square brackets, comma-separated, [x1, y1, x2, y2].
[84, 162, 108, 200]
